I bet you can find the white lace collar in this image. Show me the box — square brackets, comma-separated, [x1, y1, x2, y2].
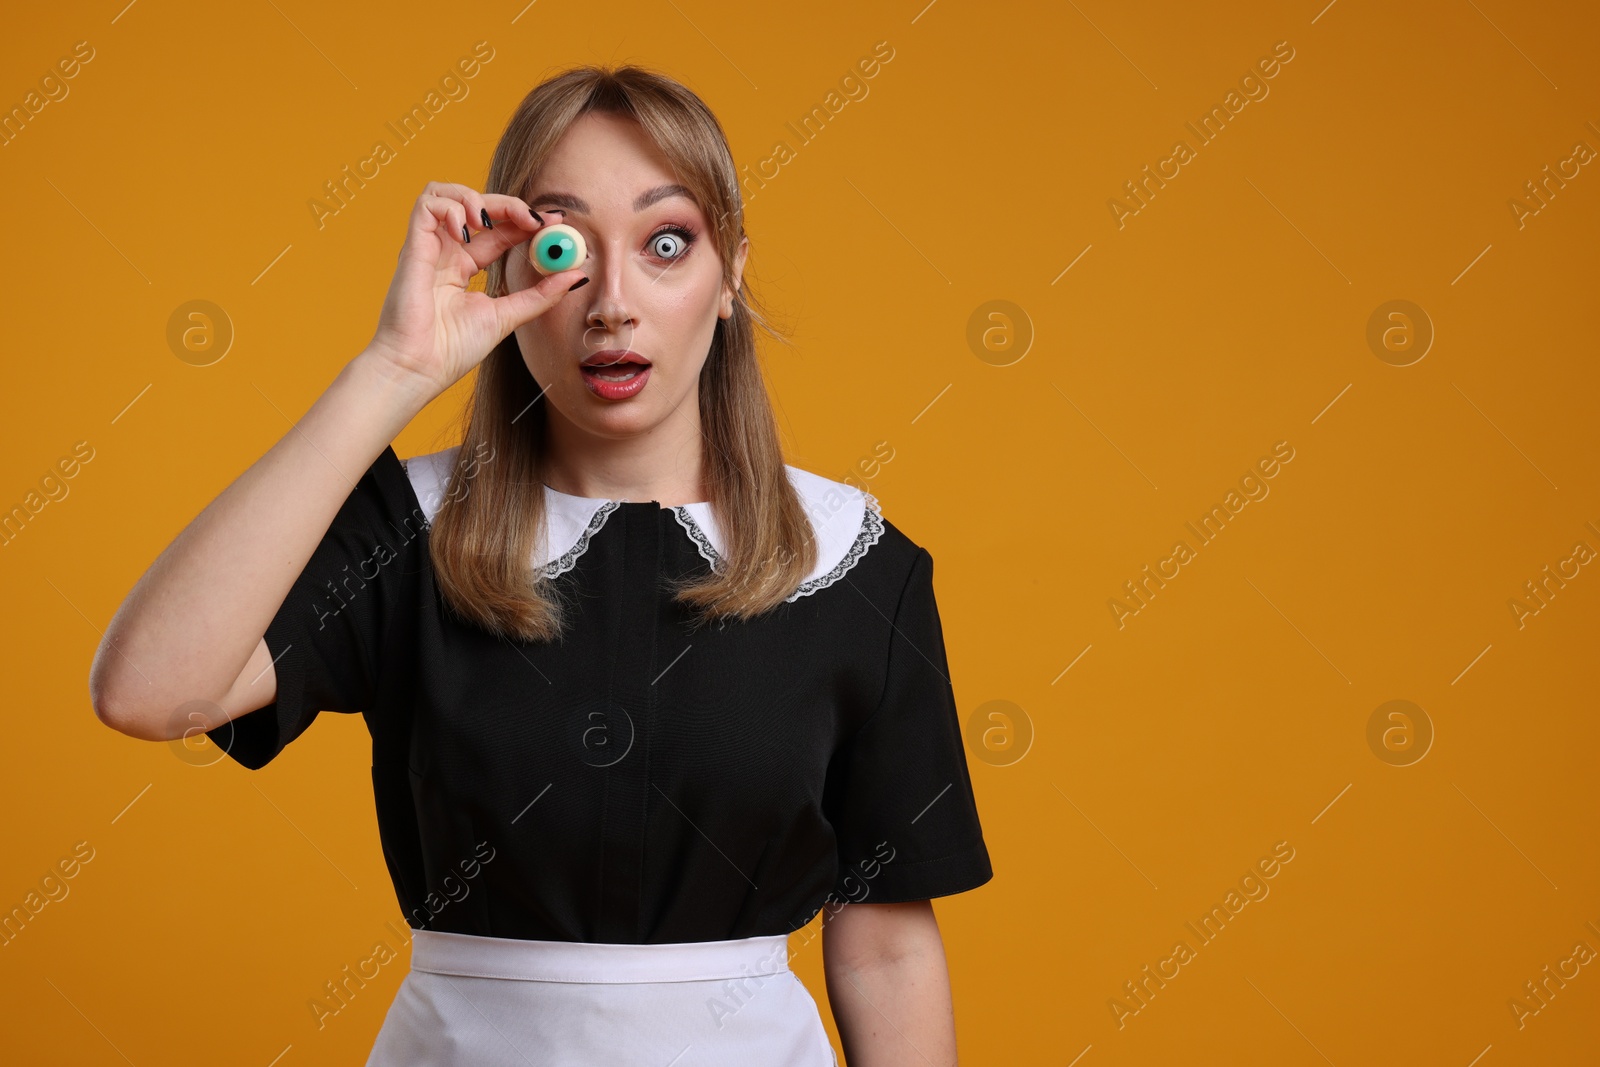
[401, 446, 883, 602]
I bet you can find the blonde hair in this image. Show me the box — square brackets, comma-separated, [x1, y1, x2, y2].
[428, 64, 815, 643]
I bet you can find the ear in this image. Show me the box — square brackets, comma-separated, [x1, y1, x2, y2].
[719, 234, 750, 319]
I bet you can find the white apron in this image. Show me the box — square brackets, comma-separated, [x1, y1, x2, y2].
[365, 928, 839, 1066]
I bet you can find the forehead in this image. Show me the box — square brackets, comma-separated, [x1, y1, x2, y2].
[528, 184, 697, 217]
[528, 113, 697, 214]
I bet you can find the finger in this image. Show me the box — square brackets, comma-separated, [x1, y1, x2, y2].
[421, 179, 482, 206]
[415, 184, 555, 271]
[417, 193, 471, 250]
[417, 181, 495, 251]
[492, 267, 591, 336]
[479, 192, 544, 233]
[452, 199, 554, 271]
[459, 192, 546, 268]
[422, 182, 540, 239]
[418, 193, 525, 273]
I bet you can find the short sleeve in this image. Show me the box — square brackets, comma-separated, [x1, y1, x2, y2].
[822, 547, 994, 904]
[206, 445, 427, 771]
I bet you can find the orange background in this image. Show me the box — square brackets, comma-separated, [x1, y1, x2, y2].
[3, 0, 1598, 1063]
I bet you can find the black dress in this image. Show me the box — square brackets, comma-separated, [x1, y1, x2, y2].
[208, 444, 994, 945]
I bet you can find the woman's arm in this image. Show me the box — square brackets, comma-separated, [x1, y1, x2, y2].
[88, 352, 432, 739]
[89, 182, 584, 742]
[821, 899, 959, 1066]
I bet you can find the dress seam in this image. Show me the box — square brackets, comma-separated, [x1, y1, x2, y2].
[856, 547, 929, 744]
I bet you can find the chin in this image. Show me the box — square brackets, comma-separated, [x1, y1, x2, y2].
[572, 409, 667, 440]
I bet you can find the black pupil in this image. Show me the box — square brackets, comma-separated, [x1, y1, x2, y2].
[544, 244, 562, 261]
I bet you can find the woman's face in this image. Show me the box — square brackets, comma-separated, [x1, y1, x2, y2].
[506, 111, 748, 440]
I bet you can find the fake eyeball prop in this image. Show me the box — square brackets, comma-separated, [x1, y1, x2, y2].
[529, 223, 588, 275]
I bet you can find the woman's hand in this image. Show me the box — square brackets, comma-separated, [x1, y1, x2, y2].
[363, 181, 588, 401]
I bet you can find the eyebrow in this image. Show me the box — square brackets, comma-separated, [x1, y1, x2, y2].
[527, 183, 696, 215]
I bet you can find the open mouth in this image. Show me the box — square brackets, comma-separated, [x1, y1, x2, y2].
[578, 351, 654, 399]
[581, 362, 648, 383]
[580, 352, 652, 384]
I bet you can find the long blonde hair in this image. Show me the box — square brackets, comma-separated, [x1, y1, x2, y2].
[427, 64, 816, 643]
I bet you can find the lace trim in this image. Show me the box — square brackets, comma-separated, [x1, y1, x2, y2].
[670, 493, 885, 600]
[787, 491, 884, 602]
[543, 500, 620, 580]
[410, 450, 882, 593]
[671, 506, 721, 572]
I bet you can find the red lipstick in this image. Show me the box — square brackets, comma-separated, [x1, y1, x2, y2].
[579, 350, 652, 400]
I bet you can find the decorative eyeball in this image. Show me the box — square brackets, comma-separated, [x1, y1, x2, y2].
[529, 223, 587, 275]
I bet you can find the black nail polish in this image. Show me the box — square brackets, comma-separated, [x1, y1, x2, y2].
[481, 208, 493, 230]
[462, 224, 471, 244]
[530, 209, 544, 225]
[568, 277, 589, 291]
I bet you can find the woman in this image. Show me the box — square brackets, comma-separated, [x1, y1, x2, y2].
[90, 65, 992, 1065]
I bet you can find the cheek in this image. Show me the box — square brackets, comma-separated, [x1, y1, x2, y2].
[655, 271, 724, 324]
[653, 292, 719, 361]
[517, 306, 577, 364]
[657, 289, 704, 322]
[509, 293, 571, 367]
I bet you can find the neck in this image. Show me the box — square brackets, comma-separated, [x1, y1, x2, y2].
[540, 400, 709, 507]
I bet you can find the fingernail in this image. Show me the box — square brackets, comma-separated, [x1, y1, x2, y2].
[480, 208, 494, 230]
[568, 277, 589, 291]
[462, 224, 471, 244]
[530, 209, 543, 225]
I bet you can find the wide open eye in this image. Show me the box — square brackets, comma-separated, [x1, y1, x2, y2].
[649, 231, 687, 260]
[529, 224, 588, 274]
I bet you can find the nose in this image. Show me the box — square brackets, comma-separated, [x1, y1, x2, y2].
[580, 235, 637, 349]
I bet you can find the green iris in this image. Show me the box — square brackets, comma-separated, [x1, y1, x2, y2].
[534, 227, 582, 272]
